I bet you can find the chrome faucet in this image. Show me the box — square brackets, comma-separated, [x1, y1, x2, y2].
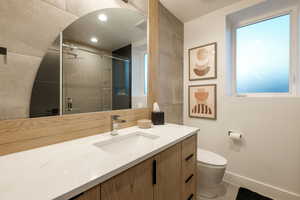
[111, 115, 126, 136]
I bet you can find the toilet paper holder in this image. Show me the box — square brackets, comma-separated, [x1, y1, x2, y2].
[228, 130, 243, 139]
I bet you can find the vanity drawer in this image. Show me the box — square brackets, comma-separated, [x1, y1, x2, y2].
[69, 185, 100, 200]
[181, 135, 197, 200]
[181, 135, 197, 176]
[182, 173, 196, 200]
[182, 175, 196, 200]
[182, 135, 197, 162]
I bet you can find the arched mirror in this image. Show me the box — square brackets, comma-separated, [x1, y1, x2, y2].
[30, 8, 148, 118]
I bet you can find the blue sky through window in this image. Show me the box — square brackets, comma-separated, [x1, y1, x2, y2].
[236, 14, 290, 93]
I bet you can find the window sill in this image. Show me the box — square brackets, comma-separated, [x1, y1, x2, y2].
[232, 93, 299, 98]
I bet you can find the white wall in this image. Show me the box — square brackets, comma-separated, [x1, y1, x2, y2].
[184, 0, 300, 199]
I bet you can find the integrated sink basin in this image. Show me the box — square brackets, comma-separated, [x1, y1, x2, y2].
[93, 131, 160, 155]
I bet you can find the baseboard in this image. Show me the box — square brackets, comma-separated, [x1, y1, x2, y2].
[224, 171, 300, 200]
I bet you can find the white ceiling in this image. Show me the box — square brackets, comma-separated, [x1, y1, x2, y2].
[63, 8, 147, 51]
[159, 0, 244, 22]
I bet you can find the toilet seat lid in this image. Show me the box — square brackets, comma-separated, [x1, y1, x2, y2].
[197, 149, 227, 166]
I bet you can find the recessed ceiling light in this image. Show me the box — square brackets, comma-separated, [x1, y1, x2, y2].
[98, 14, 108, 22]
[90, 37, 98, 43]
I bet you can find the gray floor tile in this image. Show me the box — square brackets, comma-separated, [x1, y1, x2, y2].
[198, 182, 239, 200]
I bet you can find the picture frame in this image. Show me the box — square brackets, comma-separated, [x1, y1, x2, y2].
[188, 84, 217, 120]
[189, 42, 217, 81]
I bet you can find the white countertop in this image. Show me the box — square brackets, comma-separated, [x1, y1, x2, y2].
[0, 124, 199, 200]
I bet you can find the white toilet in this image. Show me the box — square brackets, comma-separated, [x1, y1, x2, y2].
[197, 148, 227, 199]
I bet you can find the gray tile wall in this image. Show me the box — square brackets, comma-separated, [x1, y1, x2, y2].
[0, 53, 41, 120]
[158, 3, 184, 124]
[62, 42, 112, 114]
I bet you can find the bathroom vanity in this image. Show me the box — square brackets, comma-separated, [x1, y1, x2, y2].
[0, 124, 198, 200]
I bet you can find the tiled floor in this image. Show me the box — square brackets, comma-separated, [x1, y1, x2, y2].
[198, 182, 239, 200]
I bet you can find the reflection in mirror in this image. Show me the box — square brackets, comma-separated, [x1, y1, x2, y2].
[30, 37, 61, 118]
[29, 8, 148, 118]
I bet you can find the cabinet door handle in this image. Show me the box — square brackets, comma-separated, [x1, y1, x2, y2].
[187, 194, 194, 200]
[185, 174, 194, 183]
[69, 192, 84, 200]
[152, 160, 157, 185]
[185, 153, 194, 161]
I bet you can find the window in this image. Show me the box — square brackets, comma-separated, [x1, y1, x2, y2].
[235, 14, 291, 94]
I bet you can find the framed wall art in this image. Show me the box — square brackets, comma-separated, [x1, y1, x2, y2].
[189, 42, 217, 81]
[189, 84, 216, 120]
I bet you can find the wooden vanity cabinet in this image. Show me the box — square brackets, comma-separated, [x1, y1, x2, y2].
[155, 135, 197, 200]
[69, 135, 197, 200]
[154, 143, 182, 200]
[69, 185, 100, 200]
[181, 135, 197, 200]
[101, 157, 154, 200]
